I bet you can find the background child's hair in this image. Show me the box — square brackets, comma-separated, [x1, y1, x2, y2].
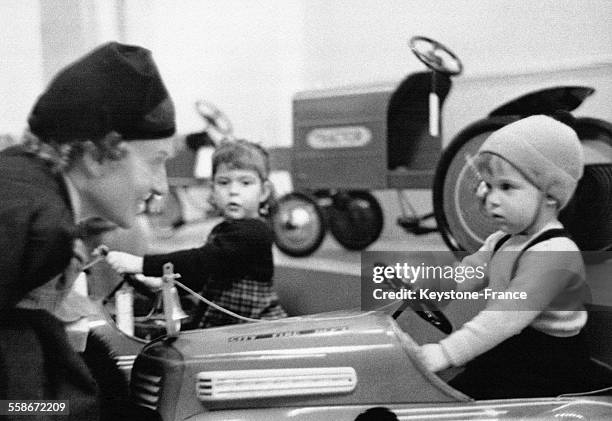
[210, 139, 276, 216]
[212, 139, 270, 180]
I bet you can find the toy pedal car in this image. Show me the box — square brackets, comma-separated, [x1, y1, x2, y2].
[89, 264, 612, 421]
[114, 309, 612, 420]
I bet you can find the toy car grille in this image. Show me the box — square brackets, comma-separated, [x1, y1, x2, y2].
[131, 370, 163, 410]
[115, 355, 137, 374]
[196, 367, 357, 401]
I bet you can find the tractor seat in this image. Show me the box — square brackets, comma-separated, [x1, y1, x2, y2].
[387, 71, 451, 170]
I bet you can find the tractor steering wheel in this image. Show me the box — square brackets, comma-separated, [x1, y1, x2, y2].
[409, 36, 463, 76]
[195, 100, 234, 143]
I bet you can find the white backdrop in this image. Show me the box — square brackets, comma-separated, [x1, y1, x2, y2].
[1, 0, 611, 147]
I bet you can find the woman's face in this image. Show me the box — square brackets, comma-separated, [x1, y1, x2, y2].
[84, 138, 175, 228]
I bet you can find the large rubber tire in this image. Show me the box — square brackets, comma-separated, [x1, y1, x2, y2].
[434, 116, 612, 253]
[560, 117, 612, 251]
[328, 190, 384, 251]
[270, 192, 327, 257]
[433, 117, 514, 253]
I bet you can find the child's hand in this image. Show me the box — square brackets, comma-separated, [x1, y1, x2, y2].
[417, 343, 451, 372]
[106, 251, 144, 274]
[133, 274, 163, 290]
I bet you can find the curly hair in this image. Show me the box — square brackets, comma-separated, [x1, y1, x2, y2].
[21, 130, 127, 173]
[0, 133, 18, 152]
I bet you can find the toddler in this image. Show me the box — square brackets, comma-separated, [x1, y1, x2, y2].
[418, 115, 596, 398]
[106, 139, 287, 327]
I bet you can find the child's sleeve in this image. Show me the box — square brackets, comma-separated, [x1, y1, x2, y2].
[410, 234, 500, 311]
[452, 251, 490, 293]
[438, 242, 584, 367]
[437, 232, 503, 294]
[141, 219, 273, 290]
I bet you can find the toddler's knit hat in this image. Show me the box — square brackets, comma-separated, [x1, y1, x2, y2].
[478, 115, 584, 209]
[28, 42, 175, 142]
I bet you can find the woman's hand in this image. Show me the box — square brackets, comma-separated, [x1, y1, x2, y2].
[417, 343, 451, 372]
[106, 251, 144, 274]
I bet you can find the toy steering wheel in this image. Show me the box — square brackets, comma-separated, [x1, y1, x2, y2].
[409, 36, 463, 76]
[195, 100, 234, 143]
[374, 261, 453, 334]
[393, 295, 453, 335]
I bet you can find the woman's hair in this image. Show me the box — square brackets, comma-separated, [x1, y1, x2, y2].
[21, 130, 126, 173]
[210, 139, 275, 216]
[0, 133, 18, 152]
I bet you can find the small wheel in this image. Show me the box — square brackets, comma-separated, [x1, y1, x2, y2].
[271, 192, 326, 257]
[328, 190, 384, 251]
[409, 36, 463, 76]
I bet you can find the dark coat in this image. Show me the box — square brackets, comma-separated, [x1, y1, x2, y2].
[0, 146, 76, 315]
[0, 147, 104, 420]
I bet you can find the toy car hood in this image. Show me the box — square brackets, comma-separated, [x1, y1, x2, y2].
[131, 310, 468, 419]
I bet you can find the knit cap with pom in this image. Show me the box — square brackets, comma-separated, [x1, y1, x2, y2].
[478, 115, 584, 209]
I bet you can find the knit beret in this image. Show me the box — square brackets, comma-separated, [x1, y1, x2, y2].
[28, 42, 175, 141]
[478, 115, 584, 209]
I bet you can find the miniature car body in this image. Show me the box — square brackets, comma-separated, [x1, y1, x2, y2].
[95, 310, 611, 420]
[87, 243, 612, 420]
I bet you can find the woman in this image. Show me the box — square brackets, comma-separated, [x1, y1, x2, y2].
[0, 42, 176, 421]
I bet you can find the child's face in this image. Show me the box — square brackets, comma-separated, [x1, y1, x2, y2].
[480, 157, 546, 235]
[212, 164, 270, 220]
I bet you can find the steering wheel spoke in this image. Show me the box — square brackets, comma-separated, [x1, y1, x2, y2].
[391, 288, 453, 334]
[409, 36, 463, 76]
[194, 100, 234, 143]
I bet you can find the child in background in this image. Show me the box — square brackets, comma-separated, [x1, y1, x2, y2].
[106, 139, 287, 327]
[418, 115, 597, 398]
